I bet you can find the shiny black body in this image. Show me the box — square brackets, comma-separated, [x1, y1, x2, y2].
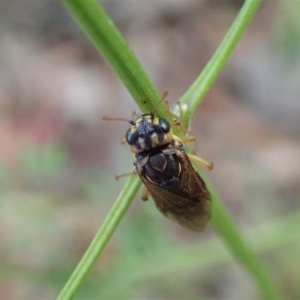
[134, 140, 211, 232]
[136, 142, 180, 186]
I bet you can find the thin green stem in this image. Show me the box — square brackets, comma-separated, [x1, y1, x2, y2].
[208, 184, 282, 300]
[179, 0, 282, 297]
[57, 176, 141, 300]
[59, 1, 283, 300]
[180, 0, 262, 128]
[62, 0, 168, 117]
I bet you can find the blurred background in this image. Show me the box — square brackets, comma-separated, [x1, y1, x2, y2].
[0, 0, 299, 299]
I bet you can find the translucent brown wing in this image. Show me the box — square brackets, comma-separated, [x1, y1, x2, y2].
[140, 149, 211, 232]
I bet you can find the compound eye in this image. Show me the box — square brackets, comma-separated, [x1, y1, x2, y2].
[126, 128, 133, 145]
[159, 118, 170, 133]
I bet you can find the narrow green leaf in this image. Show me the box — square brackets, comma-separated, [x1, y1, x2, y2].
[59, 1, 283, 300]
[62, 0, 168, 117]
[209, 185, 282, 300]
[57, 176, 141, 300]
[180, 0, 262, 127]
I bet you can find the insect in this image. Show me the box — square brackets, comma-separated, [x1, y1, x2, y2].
[103, 108, 213, 232]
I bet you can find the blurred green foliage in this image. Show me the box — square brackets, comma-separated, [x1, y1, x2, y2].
[20, 144, 69, 180]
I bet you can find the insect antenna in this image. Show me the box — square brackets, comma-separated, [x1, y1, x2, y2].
[151, 90, 169, 115]
[102, 116, 135, 125]
[188, 153, 214, 170]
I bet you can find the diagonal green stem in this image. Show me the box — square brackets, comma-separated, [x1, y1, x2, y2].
[57, 176, 141, 300]
[180, 0, 262, 128]
[178, 0, 282, 297]
[58, 0, 283, 300]
[62, 0, 168, 117]
[208, 183, 282, 300]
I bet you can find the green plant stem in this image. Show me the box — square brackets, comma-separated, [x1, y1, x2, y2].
[180, 1, 282, 297]
[208, 184, 282, 300]
[180, 0, 262, 127]
[62, 0, 168, 117]
[179, 0, 281, 297]
[59, 1, 283, 300]
[57, 176, 141, 300]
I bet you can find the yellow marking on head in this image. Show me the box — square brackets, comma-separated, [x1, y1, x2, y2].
[164, 130, 174, 144]
[150, 132, 160, 146]
[138, 137, 146, 150]
[153, 117, 159, 125]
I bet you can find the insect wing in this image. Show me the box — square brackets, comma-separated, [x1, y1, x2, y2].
[140, 150, 211, 232]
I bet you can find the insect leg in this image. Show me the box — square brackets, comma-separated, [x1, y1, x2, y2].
[121, 136, 127, 144]
[141, 188, 150, 201]
[172, 134, 213, 170]
[114, 172, 136, 180]
[172, 134, 196, 144]
[188, 153, 214, 170]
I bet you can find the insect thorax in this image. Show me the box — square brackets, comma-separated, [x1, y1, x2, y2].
[135, 142, 181, 186]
